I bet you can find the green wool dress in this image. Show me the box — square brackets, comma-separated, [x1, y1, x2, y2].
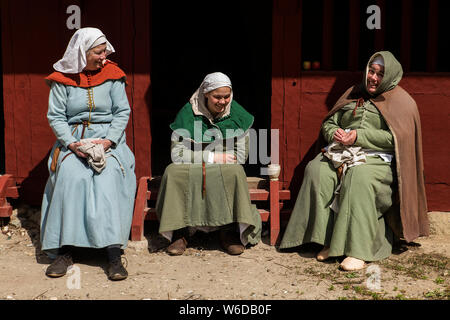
[155, 101, 261, 245]
[280, 100, 396, 261]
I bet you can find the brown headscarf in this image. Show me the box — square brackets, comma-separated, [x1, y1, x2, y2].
[318, 51, 429, 242]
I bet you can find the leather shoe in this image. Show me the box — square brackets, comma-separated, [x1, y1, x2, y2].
[167, 237, 187, 256]
[45, 253, 73, 278]
[108, 257, 128, 281]
[220, 230, 244, 255]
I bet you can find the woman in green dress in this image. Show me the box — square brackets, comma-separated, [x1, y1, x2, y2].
[280, 51, 428, 271]
[155, 72, 261, 256]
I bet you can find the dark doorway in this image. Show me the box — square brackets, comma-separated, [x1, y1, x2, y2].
[150, 1, 272, 177]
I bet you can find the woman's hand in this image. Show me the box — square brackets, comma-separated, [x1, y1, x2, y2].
[213, 153, 237, 164]
[333, 128, 347, 143]
[91, 139, 113, 151]
[68, 142, 87, 158]
[334, 129, 357, 146]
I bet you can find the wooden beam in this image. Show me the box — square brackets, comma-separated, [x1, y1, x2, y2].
[0, 174, 17, 218]
[130, 176, 150, 241]
[269, 179, 281, 245]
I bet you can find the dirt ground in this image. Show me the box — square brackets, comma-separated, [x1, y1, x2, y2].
[0, 203, 448, 301]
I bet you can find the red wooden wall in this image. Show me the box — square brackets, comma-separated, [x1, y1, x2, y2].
[1, 0, 151, 205]
[272, 0, 450, 211]
[2, 0, 449, 212]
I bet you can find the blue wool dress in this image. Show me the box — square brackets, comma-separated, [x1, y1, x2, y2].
[40, 79, 136, 254]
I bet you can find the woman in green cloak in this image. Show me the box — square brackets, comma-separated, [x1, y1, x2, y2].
[280, 51, 428, 271]
[155, 72, 261, 256]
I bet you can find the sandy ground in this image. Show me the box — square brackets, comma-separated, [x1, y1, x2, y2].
[0, 204, 448, 301]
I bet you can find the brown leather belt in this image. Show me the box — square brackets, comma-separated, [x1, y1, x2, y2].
[202, 161, 206, 199]
[50, 147, 61, 172]
[71, 121, 110, 138]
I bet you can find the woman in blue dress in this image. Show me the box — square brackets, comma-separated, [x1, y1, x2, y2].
[40, 27, 136, 281]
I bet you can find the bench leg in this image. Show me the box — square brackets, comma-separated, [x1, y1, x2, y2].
[130, 177, 150, 241]
[0, 175, 14, 218]
[269, 179, 280, 245]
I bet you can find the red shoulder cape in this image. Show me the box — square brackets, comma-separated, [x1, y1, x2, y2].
[45, 60, 127, 87]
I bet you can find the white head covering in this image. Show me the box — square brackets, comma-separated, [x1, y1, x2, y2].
[190, 72, 233, 120]
[53, 27, 115, 74]
[370, 55, 385, 66]
[201, 72, 232, 94]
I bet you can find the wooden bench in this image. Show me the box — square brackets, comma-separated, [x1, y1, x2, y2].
[130, 176, 290, 245]
[0, 174, 20, 218]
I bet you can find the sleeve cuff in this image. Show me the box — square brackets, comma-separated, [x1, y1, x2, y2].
[105, 135, 118, 147]
[63, 137, 78, 149]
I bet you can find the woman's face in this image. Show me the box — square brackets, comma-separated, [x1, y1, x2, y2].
[204, 86, 232, 117]
[85, 43, 107, 71]
[366, 63, 385, 94]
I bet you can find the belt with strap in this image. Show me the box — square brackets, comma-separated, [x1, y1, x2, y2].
[202, 161, 206, 199]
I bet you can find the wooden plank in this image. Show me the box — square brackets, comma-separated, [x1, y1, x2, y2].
[0, 207, 13, 218]
[269, 179, 281, 245]
[0, 175, 11, 198]
[137, 180, 291, 242]
[4, 173, 19, 199]
[0, 174, 14, 217]
[249, 189, 270, 201]
[279, 190, 291, 200]
[258, 209, 270, 221]
[5, 187, 19, 199]
[145, 187, 290, 202]
[247, 177, 268, 189]
[143, 208, 273, 223]
[130, 176, 150, 240]
[250, 189, 291, 201]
